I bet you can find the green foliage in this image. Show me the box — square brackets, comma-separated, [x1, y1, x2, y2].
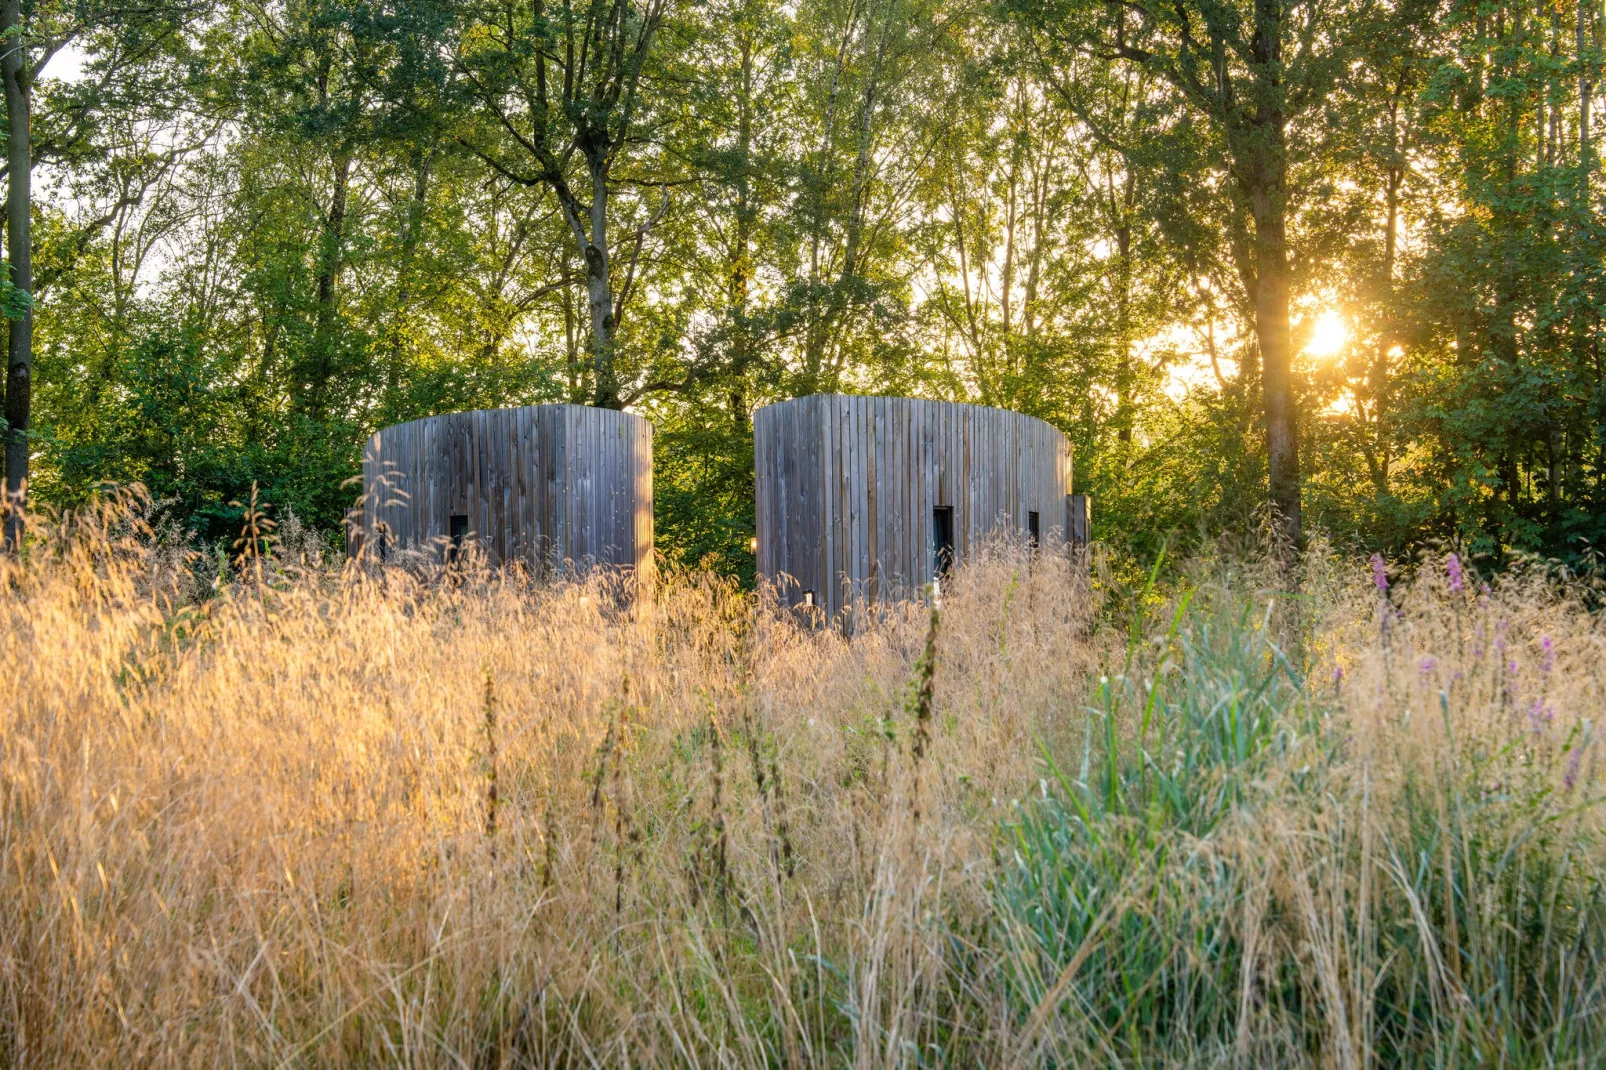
[997, 574, 1606, 1064]
[649, 395, 757, 582]
[10, 0, 1606, 569]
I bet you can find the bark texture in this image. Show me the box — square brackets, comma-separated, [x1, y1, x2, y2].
[2, 0, 31, 550]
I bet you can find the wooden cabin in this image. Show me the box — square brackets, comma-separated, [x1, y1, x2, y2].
[753, 394, 1073, 623]
[351, 404, 653, 575]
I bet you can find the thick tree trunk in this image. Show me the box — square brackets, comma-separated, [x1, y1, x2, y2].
[575, 151, 619, 410]
[587, 155, 616, 408]
[1244, 142, 1299, 541]
[2, 0, 30, 550]
[1238, 0, 1301, 546]
[1254, 194, 1300, 543]
[562, 277, 582, 402]
[585, 250, 617, 408]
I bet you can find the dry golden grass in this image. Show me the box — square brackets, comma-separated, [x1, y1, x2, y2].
[1, 492, 1602, 1066]
[0, 492, 1094, 1065]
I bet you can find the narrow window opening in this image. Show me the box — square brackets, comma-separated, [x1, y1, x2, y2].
[448, 514, 469, 563]
[1028, 511, 1040, 550]
[802, 590, 815, 607]
[932, 506, 955, 579]
[377, 521, 390, 563]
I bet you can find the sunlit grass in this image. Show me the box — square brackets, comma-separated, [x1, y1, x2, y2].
[0, 492, 1601, 1065]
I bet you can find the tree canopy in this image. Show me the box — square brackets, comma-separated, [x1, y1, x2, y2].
[4, 0, 1604, 572]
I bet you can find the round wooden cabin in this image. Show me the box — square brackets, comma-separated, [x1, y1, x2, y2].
[353, 404, 653, 575]
[754, 394, 1072, 621]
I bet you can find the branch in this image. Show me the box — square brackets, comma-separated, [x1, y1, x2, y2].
[614, 184, 670, 324]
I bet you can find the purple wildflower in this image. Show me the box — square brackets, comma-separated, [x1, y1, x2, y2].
[1541, 636, 1555, 674]
[1419, 656, 1437, 678]
[1371, 554, 1389, 592]
[1565, 745, 1585, 792]
[1447, 553, 1464, 593]
[1527, 699, 1554, 733]
[1504, 657, 1522, 705]
[1332, 665, 1344, 684]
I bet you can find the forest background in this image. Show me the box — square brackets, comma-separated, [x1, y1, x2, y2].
[2, 0, 1603, 579]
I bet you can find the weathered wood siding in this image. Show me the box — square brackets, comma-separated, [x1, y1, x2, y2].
[754, 394, 1072, 622]
[355, 404, 653, 573]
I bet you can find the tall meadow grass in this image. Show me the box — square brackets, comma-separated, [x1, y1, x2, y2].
[0, 492, 1602, 1065]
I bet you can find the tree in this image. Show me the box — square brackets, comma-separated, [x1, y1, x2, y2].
[2, 0, 206, 547]
[454, 0, 678, 410]
[2, 0, 33, 549]
[1013, 0, 1375, 543]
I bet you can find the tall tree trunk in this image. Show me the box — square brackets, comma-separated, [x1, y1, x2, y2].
[1253, 191, 1299, 542]
[802, 0, 887, 391]
[306, 151, 352, 420]
[1548, 421, 1563, 519]
[583, 154, 619, 410]
[382, 147, 433, 423]
[563, 272, 584, 403]
[1574, 0, 1595, 504]
[1369, 163, 1400, 498]
[1112, 165, 1137, 446]
[729, 20, 756, 415]
[1370, 77, 1408, 499]
[1245, 0, 1300, 544]
[1114, 219, 1133, 444]
[1581, 0, 1594, 177]
[1549, 9, 1562, 167]
[2, 0, 30, 550]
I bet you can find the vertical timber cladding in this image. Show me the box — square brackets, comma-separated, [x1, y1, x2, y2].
[357, 404, 653, 573]
[753, 394, 1073, 624]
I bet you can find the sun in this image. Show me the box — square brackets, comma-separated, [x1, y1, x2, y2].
[1304, 310, 1348, 358]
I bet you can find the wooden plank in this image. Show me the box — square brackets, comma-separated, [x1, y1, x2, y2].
[896, 399, 904, 592]
[870, 396, 883, 605]
[756, 405, 770, 583]
[751, 395, 1072, 621]
[639, 416, 653, 571]
[357, 404, 652, 576]
[820, 395, 834, 618]
[849, 396, 863, 617]
[836, 395, 848, 620]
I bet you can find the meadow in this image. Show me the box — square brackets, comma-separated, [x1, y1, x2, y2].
[1, 493, 1603, 1066]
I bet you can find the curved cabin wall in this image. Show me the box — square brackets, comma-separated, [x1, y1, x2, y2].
[354, 404, 653, 574]
[754, 394, 1072, 623]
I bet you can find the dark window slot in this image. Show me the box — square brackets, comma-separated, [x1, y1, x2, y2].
[1028, 511, 1040, 549]
[933, 506, 955, 579]
[447, 514, 469, 562]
